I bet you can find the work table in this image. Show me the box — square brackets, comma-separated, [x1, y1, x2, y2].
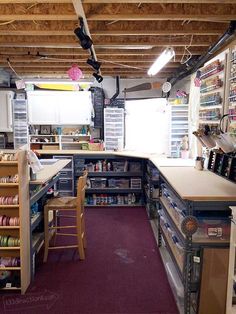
[159, 167, 236, 201]
[30, 159, 70, 185]
[35, 149, 236, 202]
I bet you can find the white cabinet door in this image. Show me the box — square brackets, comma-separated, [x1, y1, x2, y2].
[58, 91, 92, 125]
[0, 91, 14, 132]
[27, 91, 59, 124]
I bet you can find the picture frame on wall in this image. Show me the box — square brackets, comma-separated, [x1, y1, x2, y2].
[40, 125, 51, 135]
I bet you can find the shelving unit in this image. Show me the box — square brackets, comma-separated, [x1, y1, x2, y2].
[0, 150, 30, 294]
[74, 154, 144, 207]
[30, 134, 91, 150]
[12, 98, 29, 149]
[104, 107, 124, 150]
[53, 155, 74, 196]
[198, 53, 226, 130]
[157, 168, 234, 314]
[144, 160, 160, 219]
[226, 206, 236, 314]
[227, 45, 236, 138]
[169, 104, 189, 157]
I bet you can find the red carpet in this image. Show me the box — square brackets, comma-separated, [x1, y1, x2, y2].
[0, 207, 179, 314]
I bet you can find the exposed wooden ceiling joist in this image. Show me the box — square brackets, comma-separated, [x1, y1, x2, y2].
[83, 0, 236, 3]
[86, 14, 236, 22]
[0, 29, 223, 36]
[0, 0, 235, 80]
[1, 0, 236, 3]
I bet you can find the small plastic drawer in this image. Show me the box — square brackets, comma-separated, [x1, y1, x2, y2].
[57, 179, 73, 191]
[108, 178, 129, 188]
[129, 162, 142, 172]
[59, 170, 73, 179]
[194, 217, 230, 241]
[90, 178, 107, 188]
[130, 178, 142, 189]
[58, 191, 74, 197]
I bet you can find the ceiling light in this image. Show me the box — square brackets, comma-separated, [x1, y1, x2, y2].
[93, 72, 103, 83]
[148, 47, 175, 76]
[87, 58, 101, 71]
[74, 27, 93, 50]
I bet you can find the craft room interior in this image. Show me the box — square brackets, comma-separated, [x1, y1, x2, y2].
[0, 1, 236, 314]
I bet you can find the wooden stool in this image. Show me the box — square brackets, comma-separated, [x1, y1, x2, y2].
[43, 171, 87, 262]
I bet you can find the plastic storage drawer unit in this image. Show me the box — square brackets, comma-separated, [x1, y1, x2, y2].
[90, 178, 107, 188]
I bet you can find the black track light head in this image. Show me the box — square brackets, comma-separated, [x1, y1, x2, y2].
[93, 72, 103, 83]
[87, 58, 101, 71]
[74, 27, 93, 50]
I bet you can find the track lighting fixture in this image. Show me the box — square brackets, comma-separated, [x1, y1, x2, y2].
[74, 17, 93, 50]
[93, 72, 103, 83]
[87, 58, 101, 71]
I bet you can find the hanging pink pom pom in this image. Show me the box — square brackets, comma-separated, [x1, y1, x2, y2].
[67, 64, 83, 81]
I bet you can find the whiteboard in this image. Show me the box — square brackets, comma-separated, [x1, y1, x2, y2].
[27, 90, 92, 125]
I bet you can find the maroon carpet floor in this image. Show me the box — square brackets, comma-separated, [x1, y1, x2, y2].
[0, 207, 179, 314]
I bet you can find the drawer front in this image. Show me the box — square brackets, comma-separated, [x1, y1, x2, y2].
[59, 170, 73, 179]
[57, 179, 73, 191]
[58, 191, 74, 197]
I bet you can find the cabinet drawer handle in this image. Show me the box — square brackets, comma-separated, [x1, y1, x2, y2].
[60, 172, 67, 176]
[60, 179, 69, 183]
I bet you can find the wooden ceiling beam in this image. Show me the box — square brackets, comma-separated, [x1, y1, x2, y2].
[0, 0, 235, 3]
[0, 14, 77, 21]
[0, 29, 223, 36]
[83, 0, 236, 3]
[0, 14, 233, 22]
[0, 0, 71, 3]
[1, 60, 180, 66]
[86, 14, 235, 22]
[0, 47, 205, 55]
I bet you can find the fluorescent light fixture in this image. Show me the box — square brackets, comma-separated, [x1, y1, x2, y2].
[148, 47, 175, 76]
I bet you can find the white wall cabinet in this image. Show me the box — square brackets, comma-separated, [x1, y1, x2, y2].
[0, 91, 14, 132]
[27, 91, 92, 125]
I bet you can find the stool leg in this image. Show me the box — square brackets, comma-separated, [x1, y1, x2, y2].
[82, 216, 87, 249]
[52, 210, 57, 246]
[77, 216, 85, 260]
[43, 205, 50, 263]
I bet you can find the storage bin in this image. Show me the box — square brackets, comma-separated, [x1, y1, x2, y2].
[90, 178, 107, 188]
[195, 217, 230, 240]
[59, 170, 73, 179]
[129, 162, 142, 172]
[58, 179, 73, 191]
[42, 145, 59, 150]
[130, 178, 142, 189]
[108, 178, 129, 188]
[112, 161, 127, 172]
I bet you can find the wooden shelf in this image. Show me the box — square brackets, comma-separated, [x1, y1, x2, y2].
[86, 188, 142, 193]
[85, 203, 142, 207]
[0, 247, 20, 250]
[0, 183, 19, 187]
[0, 226, 20, 229]
[0, 267, 21, 270]
[1, 287, 21, 290]
[0, 205, 19, 208]
[0, 161, 18, 165]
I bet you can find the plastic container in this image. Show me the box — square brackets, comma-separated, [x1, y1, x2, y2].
[90, 178, 107, 188]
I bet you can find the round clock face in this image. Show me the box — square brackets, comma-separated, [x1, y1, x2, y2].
[162, 81, 172, 93]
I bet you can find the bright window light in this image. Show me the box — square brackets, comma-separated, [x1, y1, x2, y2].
[125, 98, 171, 154]
[148, 47, 175, 76]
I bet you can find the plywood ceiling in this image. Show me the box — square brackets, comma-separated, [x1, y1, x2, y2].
[0, 0, 236, 81]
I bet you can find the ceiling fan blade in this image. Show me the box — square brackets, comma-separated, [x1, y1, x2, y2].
[123, 82, 161, 93]
[123, 82, 152, 93]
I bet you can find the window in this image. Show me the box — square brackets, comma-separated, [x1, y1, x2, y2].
[125, 98, 171, 154]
